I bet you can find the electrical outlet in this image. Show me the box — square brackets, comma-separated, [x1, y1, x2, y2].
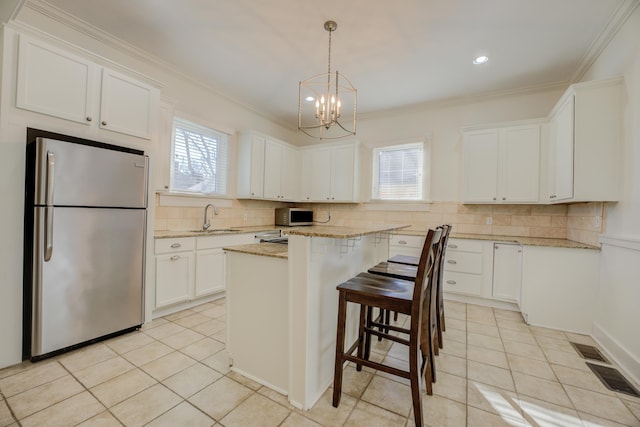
[594, 216, 602, 228]
[486, 216, 493, 225]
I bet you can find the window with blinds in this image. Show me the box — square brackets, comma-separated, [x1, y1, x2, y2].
[372, 142, 424, 200]
[170, 117, 229, 196]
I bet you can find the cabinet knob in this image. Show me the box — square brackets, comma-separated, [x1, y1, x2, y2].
[170, 255, 180, 261]
[447, 260, 457, 264]
[326, 197, 330, 200]
[446, 280, 456, 285]
[306, 197, 310, 200]
[170, 243, 181, 248]
[448, 244, 458, 249]
[101, 121, 107, 126]
[251, 192, 255, 196]
[164, 185, 169, 189]
[502, 197, 506, 200]
[86, 116, 92, 122]
[492, 197, 497, 200]
[398, 240, 407, 245]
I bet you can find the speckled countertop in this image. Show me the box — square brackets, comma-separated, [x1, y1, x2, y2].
[223, 243, 289, 259]
[154, 225, 280, 239]
[286, 224, 410, 238]
[394, 229, 600, 250]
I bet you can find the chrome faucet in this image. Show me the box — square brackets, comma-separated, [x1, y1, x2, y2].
[203, 203, 219, 230]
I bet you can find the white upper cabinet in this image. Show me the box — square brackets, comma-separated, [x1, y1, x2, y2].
[237, 131, 298, 201]
[463, 124, 540, 203]
[16, 35, 160, 140]
[17, 36, 95, 125]
[99, 68, 159, 139]
[300, 141, 360, 203]
[545, 78, 622, 203]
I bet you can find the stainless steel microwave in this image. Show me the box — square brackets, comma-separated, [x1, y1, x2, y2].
[275, 208, 313, 226]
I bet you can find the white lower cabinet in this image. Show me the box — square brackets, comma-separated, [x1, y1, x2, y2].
[154, 233, 255, 313]
[520, 245, 599, 334]
[442, 238, 487, 297]
[492, 243, 522, 303]
[155, 237, 195, 308]
[195, 249, 225, 297]
[388, 234, 425, 258]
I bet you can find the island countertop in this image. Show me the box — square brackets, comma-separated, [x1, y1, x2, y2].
[285, 224, 410, 239]
[223, 242, 288, 259]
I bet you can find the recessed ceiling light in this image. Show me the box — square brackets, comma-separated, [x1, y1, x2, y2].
[305, 96, 315, 102]
[473, 55, 489, 65]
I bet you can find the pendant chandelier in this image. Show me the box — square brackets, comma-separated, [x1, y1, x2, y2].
[298, 20, 357, 140]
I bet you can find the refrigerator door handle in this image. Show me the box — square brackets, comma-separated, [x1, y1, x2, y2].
[44, 207, 53, 261]
[46, 151, 55, 205]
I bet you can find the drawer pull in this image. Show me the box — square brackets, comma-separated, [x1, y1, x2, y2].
[448, 244, 458, 249]
[398, 240, 407, 245]
[170, 255, 180, 261]
[447, 260, 457, 264]
[446, 280, 456, 285]
[170, 243, 181, 248]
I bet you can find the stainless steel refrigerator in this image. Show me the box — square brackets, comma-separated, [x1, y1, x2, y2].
[23, 130, 148, 360]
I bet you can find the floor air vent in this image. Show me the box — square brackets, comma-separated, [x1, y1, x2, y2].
[586, 363, 640, 398]
[571, 342, 609, 363]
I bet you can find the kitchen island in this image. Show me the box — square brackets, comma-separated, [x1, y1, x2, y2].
[224, 224, 409, 410]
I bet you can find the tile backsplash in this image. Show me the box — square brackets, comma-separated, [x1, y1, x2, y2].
[154, 196, 604, 247]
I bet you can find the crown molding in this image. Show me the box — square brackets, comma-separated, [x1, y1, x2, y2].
[571, 0, 640, 83]
[357, 80, 569, 122]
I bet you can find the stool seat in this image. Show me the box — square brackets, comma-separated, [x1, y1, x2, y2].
[387, 254, 419, 266]
[367, 262, 418, 281]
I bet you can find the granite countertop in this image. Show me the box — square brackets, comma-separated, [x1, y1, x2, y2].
[155, 225, 280, 239]
[223, 243, 289, 259]
[394, 229, 599, 250]
[286, 224, 410, 239]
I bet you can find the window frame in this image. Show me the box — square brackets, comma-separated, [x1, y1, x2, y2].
[169, 117, 230, 197]
[370, 139, 430, 203]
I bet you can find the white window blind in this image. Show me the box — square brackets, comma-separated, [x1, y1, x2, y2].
[372, 142, 424, 200]
[171, 118, 229, 196]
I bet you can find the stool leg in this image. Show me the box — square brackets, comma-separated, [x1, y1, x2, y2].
[356, 304, 366, 371]
[409, 331, 424, 426]
[333, 291, 347, 407]
[364, 306, 373, 361]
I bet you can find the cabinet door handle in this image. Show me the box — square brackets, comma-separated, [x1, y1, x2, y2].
[101, 121, 107, 126]
[492, 197, 496, 200]
[448, 244, 458, 249]
[170, 243, 181, 248]
[86, 116, 92, 122]
[502, 197, 506, 200]
[398, 240, 407, 245]
[170, 255, 180, 261]
[446, 280, 456, 285]
[447, 260, 457, 264]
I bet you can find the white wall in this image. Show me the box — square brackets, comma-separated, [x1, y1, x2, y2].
[581, 5, 640, 383]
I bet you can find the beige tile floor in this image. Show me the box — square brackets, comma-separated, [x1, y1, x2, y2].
[1, 298, 639, 426]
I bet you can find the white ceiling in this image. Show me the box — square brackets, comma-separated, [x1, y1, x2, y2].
[24, 0, 635, 129]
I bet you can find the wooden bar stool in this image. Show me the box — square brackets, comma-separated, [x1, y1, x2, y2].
[332, 229, 440, 427]
[377, 225, 452, 349]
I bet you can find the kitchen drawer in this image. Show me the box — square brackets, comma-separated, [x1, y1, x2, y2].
[442, 271, 482, 296]
[155, 237, 195, 254]
[446, 238, 483, 253]
[444, 251, 482, 274]
[197, 233, 254, 250]
[389, 234, 425, 249]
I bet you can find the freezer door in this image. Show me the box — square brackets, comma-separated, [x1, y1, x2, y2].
[31, 207, 145, 357]
[34, 138, 147, 208]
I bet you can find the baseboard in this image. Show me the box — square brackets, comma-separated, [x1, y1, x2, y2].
[444, 292, 520, 311]
[592, 321, 640, 387]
